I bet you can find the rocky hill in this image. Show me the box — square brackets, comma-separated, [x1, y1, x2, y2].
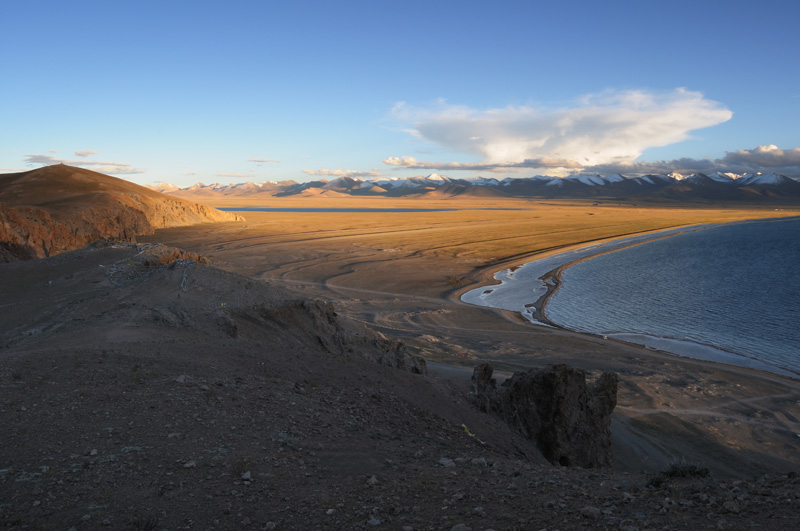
[0, 165, 243, 261]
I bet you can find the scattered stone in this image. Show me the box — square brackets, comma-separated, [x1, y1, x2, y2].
[451, 524, 472, 531]
[471, 457, 487, 467]
[326, 509, 336, 515]
[175, 375, 189, 384]
[723, 500, 741, 514]
[367, 475, 379, 486]
[581, 506, 602, 520]
[241, 470, 251, 480]
[184, 460, 196, 468]
[367, 516, 381, 526]
[439, 458, 456, 468]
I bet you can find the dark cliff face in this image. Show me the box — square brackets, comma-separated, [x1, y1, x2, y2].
[0, 165, 242, 262]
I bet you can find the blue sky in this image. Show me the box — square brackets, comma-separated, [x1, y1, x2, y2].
[2, 0, 799, 186]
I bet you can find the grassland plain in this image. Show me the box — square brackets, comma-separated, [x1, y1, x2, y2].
[141, 197, 800, 478]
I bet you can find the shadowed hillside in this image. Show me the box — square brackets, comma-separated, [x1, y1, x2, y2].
[0, 164, 242, 261]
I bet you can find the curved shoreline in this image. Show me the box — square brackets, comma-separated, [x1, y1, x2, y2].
[531, 228, 693, 326]
[461, 217, 800, 378]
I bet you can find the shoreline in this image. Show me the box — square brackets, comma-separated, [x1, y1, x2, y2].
[461, 217, 800, 379]
[139, 203, 800, 478]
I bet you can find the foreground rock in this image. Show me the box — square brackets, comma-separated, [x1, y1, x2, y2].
[0, 164, 242, 261]
[472, 362, 618, 468]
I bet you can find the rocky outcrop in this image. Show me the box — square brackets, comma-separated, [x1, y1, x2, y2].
[1, 202, 151, 261]
[0, 165, 242, 262]
[296, 300, 427, 375]
[252, 299, 427, 375]
[472, 363, 618, 468]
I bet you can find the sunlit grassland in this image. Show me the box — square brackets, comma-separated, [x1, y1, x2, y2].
[182, 196, 799, 269]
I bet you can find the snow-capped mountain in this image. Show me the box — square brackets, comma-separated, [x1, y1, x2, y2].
[738, 173, 792, 186]
[148, 171, 800, 202]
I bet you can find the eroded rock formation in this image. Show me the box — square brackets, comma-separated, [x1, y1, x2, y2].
[472, 363, 618, 468]
[252, 299, 428, 375]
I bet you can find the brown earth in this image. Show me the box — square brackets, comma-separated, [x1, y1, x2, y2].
[0, 165, 242, 261]
[137, 203, 800, 482]
[4, 193, 800, 529]
[3, 243, 800, 531]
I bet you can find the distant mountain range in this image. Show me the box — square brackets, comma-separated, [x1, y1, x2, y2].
[149, 171, 800, 202]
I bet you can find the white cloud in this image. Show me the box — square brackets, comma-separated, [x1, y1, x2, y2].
[218, 173, 251, 178]
[722, 145, 800, 168]
[582, 158, 718, 176]
[22, 154, 145, 175]
[572, 145, 800, 178]
[303, 168, 384, 179]
[383, 155, 581, 172]
[75, 149, 98, 157]
[382, 145, 800, 179]
[389, 88, 732, 173]
[249, 158, 280, 163]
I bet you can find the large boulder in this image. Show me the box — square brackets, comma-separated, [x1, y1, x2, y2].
[472, 363, 617, 468]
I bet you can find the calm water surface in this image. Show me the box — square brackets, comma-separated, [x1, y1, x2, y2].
[546, 218, 800, 373]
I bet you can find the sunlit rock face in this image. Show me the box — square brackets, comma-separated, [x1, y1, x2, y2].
[0, 165, 242, 262]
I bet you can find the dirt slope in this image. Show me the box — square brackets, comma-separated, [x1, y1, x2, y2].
[3, 245, 800, 530]
[0, 165, 242, 261]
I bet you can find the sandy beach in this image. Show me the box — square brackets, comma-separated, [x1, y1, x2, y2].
[140, 198, 800, 478]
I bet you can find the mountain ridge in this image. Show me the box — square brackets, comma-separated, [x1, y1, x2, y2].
[150, 171, 800, 202]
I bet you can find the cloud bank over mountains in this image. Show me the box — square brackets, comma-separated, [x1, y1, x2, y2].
[380, 145, 800, 179]
[303, 168, 384, 178]
[10, 90, 800, 182]
[386, 88, 744, 176]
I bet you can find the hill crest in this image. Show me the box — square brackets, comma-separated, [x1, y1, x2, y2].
[0, 164, 242, 261]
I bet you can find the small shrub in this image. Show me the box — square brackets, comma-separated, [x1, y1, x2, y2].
[132, 513, 159, 531]
[662, 461, 709, 479]
[446, 275, 467, 288]
[231, 457, 252, 476]
[649, 460, 710, 488]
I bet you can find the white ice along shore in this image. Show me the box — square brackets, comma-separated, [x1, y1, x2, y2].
[460, 222, 799, 378]
[460, 225, 708, 322]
